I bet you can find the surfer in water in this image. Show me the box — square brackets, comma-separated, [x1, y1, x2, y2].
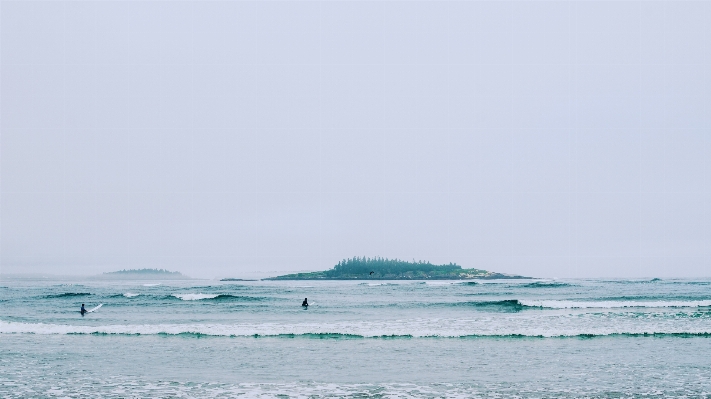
[80, 304, 87, 316]
[302, 298, 308, 308]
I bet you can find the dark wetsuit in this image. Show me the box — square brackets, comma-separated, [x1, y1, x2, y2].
[302, 299, 308, 307]
[80, 305, 87, 315]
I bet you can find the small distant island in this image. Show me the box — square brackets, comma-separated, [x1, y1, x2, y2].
[265, 257, 530, 280]
[97, 268, 192, 280]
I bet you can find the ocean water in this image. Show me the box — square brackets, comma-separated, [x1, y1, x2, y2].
[1, 278, 710, 398]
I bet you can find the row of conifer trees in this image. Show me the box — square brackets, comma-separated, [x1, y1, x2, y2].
[327, 257, 462, 276]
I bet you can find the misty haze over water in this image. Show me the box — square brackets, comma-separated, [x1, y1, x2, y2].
[1, 1, 709, 279]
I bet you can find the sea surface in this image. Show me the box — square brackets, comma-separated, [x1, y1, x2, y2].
[1, 277, 710, 398]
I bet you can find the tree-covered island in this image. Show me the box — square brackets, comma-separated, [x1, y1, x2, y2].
[265, 257, 530, 280]
[96, 268, 191, 280]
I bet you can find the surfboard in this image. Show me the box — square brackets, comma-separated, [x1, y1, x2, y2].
[81, 304, 103, 314]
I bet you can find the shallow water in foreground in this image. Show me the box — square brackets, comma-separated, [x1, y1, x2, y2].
[1, 278, 710, 397]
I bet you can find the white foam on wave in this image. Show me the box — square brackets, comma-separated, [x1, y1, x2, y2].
[361, 282, 412, 286]
[142, 283, 160, 287]
[123, 293, 139, 298]
[173, 293, 218, 301]
[520, 299, 711, 309]
[0, 379, 496, 399]
[3, 314, 711, 338]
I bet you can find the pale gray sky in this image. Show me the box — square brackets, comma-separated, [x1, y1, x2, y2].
[1, 1, 709, 279]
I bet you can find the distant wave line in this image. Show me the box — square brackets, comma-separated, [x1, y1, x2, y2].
[517, 299, 711, 309]
[448, 299, 711, 309]
[520, 282, 572, 288]
[42, 293, 92, 298]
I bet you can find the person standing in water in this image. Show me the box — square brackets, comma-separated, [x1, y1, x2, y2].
[80, 304, 87, 315]
[301, 298, 308, 308]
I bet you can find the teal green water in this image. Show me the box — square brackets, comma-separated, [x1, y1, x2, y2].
[2, 278, 710, 397]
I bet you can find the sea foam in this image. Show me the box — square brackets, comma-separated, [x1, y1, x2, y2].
[173, 293, 218, 300]
[518, 299, 711, 309]
[3, 315, 711, 338]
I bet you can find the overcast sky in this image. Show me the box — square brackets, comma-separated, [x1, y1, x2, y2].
[1, 1, 709, 279]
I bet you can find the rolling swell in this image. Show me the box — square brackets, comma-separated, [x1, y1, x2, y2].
[43, 292, 92, 298]
[652, 280, 711, 286]
[458, 299, 525, 311]
[209, 294, 264, 302]
[447, 299, 711, 310]
[521, 282, 571, 288]
[440, 299, 530, 311]
[518, 299, 711, 309]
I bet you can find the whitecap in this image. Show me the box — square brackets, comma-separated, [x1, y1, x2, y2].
[142, 283, 160, 287]
[173, 293, 218, 301]
[123, 293, 139, 298]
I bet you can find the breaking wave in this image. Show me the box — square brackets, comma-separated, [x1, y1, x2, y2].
[3, 319, 711, 339]
[456, 300, 525, 310]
